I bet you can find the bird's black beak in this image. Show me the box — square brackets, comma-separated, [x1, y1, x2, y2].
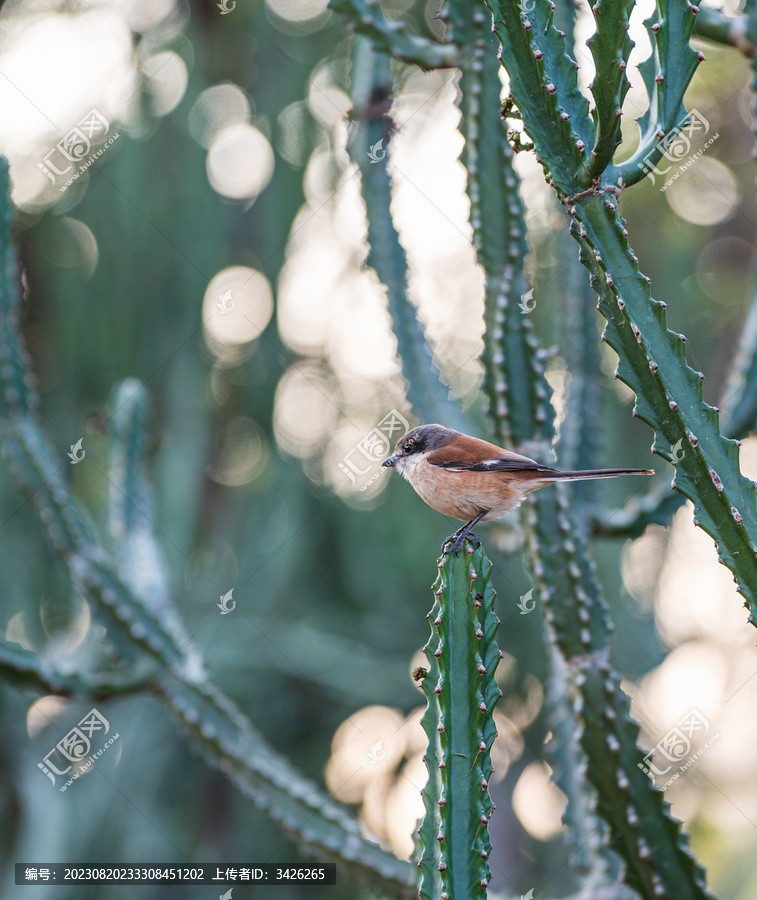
[382, 455, 396, 468]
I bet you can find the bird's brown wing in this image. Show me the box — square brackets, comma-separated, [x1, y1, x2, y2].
[426, 445, 557, 474]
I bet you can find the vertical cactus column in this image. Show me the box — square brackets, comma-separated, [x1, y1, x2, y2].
[417, 540, 502, 900]
[347, 37, 464, 428]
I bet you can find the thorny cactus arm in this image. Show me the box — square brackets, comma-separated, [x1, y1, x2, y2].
[487, 2, 593, 195]
[0, 160, 414, 897]
[693, 4, 757, 156]
[720, 282, 757, 438]
[486, 0, 757, 623]
[444, 17, 700, 897]
[543, 642, 618, 889]
[108, 379, 178, 617]
[593, 481, 685, 539]
[693, 6, 757, 57]
[330, 0, 458, 69]
[558, 251, 605, 521]
[0, 641, 148, 697]
[615, 2, 702, 188]
[347, 39, 465, 428]
[416, 543, 501, 900]
[442, 14, 711, 894]
[447, 4, 554, 451]
[527, 481, 711, 900]
[569, 192, 757, 610]
[582, 0, 635, 183]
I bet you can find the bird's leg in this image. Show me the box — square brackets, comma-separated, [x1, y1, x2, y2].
[443, 511, 487, 555]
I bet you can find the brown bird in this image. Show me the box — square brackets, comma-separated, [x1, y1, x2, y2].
[382, 424, 653, 552]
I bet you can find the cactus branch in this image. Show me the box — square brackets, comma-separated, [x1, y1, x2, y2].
[693, 6, 757, 56]
[526, 485, 712, 900]
[593, 481, 685, 540]
[330, 0, 458, 69]
[347, 39, 464, 427]
[481, 0, 592, 194]
[568, 192, 757, 618]
[459, 10, 554, 450]
[616, 2, 701, 188]
[0, 641, 149, 697]
[557, 245, 605, 519]
[417, 541, 501, 900]
[582, 0, 635, 181]
[720, 281, 757, 438]
[543, 639, 614, 881]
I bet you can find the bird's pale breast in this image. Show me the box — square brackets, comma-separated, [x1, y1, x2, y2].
[403, 457, 539, 521]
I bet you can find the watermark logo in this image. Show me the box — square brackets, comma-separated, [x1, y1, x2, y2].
[521, 890, 534, 900]
[339, 409, 409, 491]
[518, 288, 536, 314]
[638, 708, 718, 787]
[671, 438, 685, 463]
[367, 139, 387, 164]
[218, 0, 236, 12]
[38, 108, 120, 193]
[517, 588, 535, 615]
[37, 708, 120, 791]
[519, 0, 536, 11]
[368, 739, 386, 764]
[636, 110, 719, 190]
[220, 891, 234, 900]
[68, 438, 85, 464]
[216, 288, 235, 315]
[217, 589, 235, 615]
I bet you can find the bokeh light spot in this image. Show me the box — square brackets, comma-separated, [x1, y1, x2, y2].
[206, 417, 269, 487]
[513, 762, 567, 840]
[188, 83, 250, 149]
[202, 266, 273, 362]
[273, 364, 339, 459]
[266, 0, 329, 23]
[665, 157, 739, 226]
[142, 50, 188, 117]
[206, 123, 274, 200]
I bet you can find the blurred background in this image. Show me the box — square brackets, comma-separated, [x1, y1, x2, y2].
[1, 0, 757, 897]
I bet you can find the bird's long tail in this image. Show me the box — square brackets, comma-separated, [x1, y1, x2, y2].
[540, 467, 654, 482]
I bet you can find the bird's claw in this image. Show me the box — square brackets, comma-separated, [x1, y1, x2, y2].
[442, 530, 481, 555]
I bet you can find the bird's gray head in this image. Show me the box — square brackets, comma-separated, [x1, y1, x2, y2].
[382, 424, 454, 470]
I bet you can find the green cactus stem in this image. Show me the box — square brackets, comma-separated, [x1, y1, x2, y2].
[593, 480, 685, 540]
[617, 2, 702, 188]
[526, 482, 712, 900]
[568, 192, 757, 617]
[483, 1, 757, 621]
[720, 283, 757, 438]
[0, 641, 148, 697]
[330, 0, 458, 70]
[557, 248, 605, 521]
[452, 6, 554, 452]
[543, 639, 614, 883]
[107, 377, 192, 650]
[417, 540, 502, 900]
[582, 0, 635, 182]
[693, 6, 757, 57]
[347, 38, 464, 428]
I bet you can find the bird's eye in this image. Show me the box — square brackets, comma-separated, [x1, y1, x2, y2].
[403, 441, 414, 452]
